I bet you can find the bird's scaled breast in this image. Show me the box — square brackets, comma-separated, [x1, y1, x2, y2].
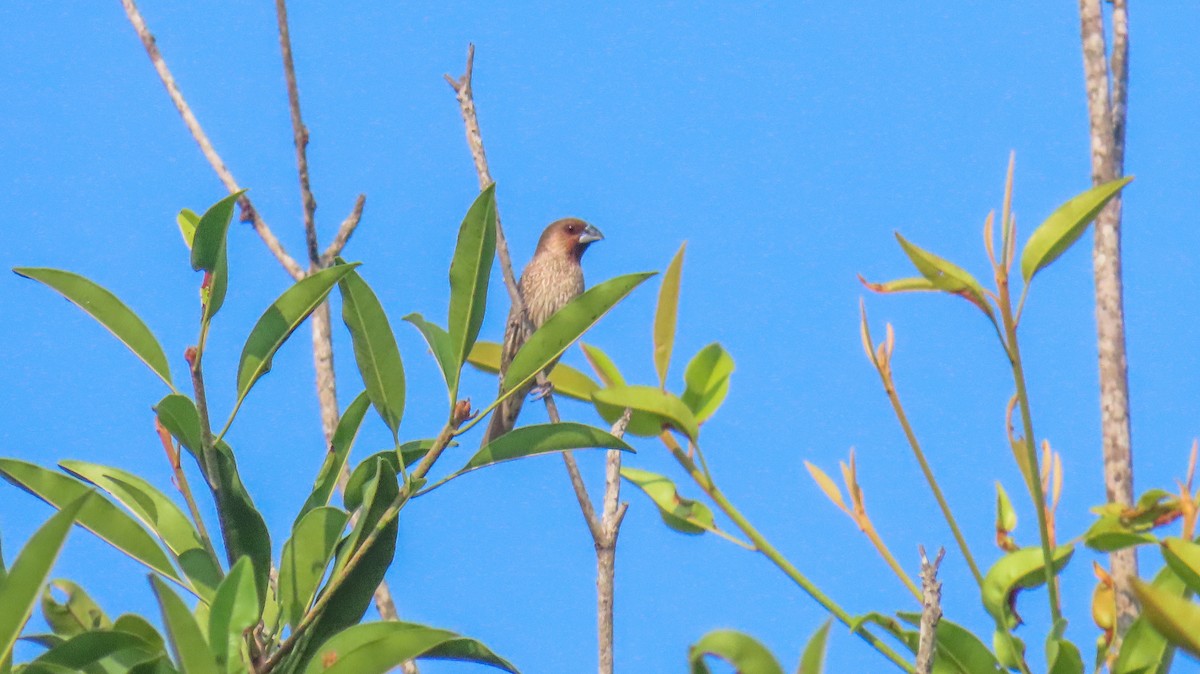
[520, 256, 585, 328]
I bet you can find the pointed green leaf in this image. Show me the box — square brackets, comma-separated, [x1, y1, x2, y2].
[621, 467, 719, 536]
[1083, 515, 1157, 552]
[654, 243, 686, 388]
[191, 192, 242, 322]
[13, 268, 172, 389]
[860, 276, 939, 294]
[0, 460, 180, 583]
[60, 461, 221, 602]
[0, 493, 89, 663]
[296, 391, 371, 525]
[446, 185, 498, 397]
[301, 621, 518, 674]
[1046, 634, 1084, 674]
[208, 557, 259, 672]
[1161, 537, 1200, 594]
[28, 630, 158, 672]
[1133, 579, 1200, 659]
[797, 620, 832, 674]
[236, 263, 361, 403]
[150, 576, 219, 674]
[893, 233, 992, 317]
[338, 267, 405, 437]
[457, 423, 633, 476]
[468, 341, 599, 402]
[113, 613, 167, 655]
[689, 630, 784, 674]
[580, 343, 626, 387]
[1021, 177, 1133, 282]
[40, 580, 110, 638]
[681, 343, 734, 423]
[403, 313, 457, 402]
[1114, 565, 1187, 674]
[207, 443, 270, 611]
[503, 272, 655, 393]
[343, 452, 401, 513]
[995, 482, 1017, 534]
[155, 394, 204, 463]
[280, 507, 349, 630]
[982, 545, 1074, 629]
[593, 385, 699, 441]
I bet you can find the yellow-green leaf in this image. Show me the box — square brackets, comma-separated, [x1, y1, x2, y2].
[1020, 177, 1133, 282]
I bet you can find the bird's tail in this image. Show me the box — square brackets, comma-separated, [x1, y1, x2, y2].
[481, 386, 527, 447]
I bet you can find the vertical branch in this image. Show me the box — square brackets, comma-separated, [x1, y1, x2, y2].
[445, 45, 628, 674]
[914, 547, 944, 674]
[1079, 0, 1138, 638]
[274, 0, 319, 264]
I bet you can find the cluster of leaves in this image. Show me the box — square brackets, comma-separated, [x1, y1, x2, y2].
[0, 186, 664, 673]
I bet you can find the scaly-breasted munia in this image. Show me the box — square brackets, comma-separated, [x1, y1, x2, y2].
[482, 218, 604, 444]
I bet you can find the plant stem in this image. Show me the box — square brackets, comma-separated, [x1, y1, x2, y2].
[879, 376, 984, 587]
[998, 285, 1062, 623]
[663, 437, 914, 673]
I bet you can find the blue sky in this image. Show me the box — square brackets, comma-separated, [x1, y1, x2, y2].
[3, 2, 1200, 672]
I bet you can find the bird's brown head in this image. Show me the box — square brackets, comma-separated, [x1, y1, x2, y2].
[534, 218, 604, 262]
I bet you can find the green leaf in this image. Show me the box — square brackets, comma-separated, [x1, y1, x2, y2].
[1113, 564, 1187, 674]
[503, 272, 655, 394]
[28, 630, 159, 672]
[456, 423, 634, 476]
[580, 343, 626, 388]
[40, 580, 110, 637]
[1020, 177, 1133, 282]
[1083, 515, 1157, 553]
[1133, 579, 1200, 659]
[113, 613, 167, 655]
[680, 343, 734, 423]
[621, 467, 718, 536]
[893, 233, 993, 317]
[13, 268, 172, 389]
[0, 460, 180, 583]
[593, 385, 700, 441]
[295, 459, 399, 671]
[191, 193, 242, 322]
[797, 620, 832, 674]
[235, 263, 362, 406]
[1046, 634, 1084, 674]
[688, 630, 784, 674]
[338, 267, 405, 438]
[155, 394, 204, 464]
[995, 482, 1017, 534]
[177, 209, 199, 249]
[654, 243, 686, 388]
[207, 443, 271, 611]
[468, 341, 599, 403]
[402, 314, 458, 403]
[296, 391, 371, 525]
[982, 545, 1074, 629]
[0, 494, 89, 664]
[150, 576, 219, 674]
[895, 613, 1004, 674]
[59, 461, 221, 602]
[860, 276, 940, 294]
[301, 621, 518, 674]
[1161, 537, 1200, 594]
[446, 185, 498, 398]
[280, 507, 349, 630]
[208, 557, 259, 673]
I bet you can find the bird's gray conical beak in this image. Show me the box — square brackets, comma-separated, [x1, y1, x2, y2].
[579, 223, 604, 244]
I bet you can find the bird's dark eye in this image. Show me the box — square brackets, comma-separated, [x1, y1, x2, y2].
[566, 224, 577, 233]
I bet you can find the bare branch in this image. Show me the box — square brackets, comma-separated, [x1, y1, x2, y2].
[118, 0, 305, 280]
[1079, 0, 1138, 638]
[915, 546, 945, 674]
[322, 194, 367, 264]
[274, 0, 319, 265]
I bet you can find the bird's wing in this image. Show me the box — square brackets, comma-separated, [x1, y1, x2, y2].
[481, 302, 530, 445]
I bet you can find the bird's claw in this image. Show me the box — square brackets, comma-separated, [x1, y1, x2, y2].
[529, 382, 554, 401]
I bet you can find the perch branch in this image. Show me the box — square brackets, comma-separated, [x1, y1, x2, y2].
[915, 547, 944, 674]
[275, 0, 319, 265]
[322, 194, 367, 264]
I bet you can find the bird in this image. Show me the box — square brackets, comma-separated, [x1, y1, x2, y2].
[482, 217, 604, 445]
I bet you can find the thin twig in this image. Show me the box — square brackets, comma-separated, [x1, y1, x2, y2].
[321, 194, 367, 265]
[118, 0, 305, 280]
[915, 546, 945, 674]
[596, 410, 631, 674]
[1079, 0, 1138, 639]
[275, 0, 319, 265]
